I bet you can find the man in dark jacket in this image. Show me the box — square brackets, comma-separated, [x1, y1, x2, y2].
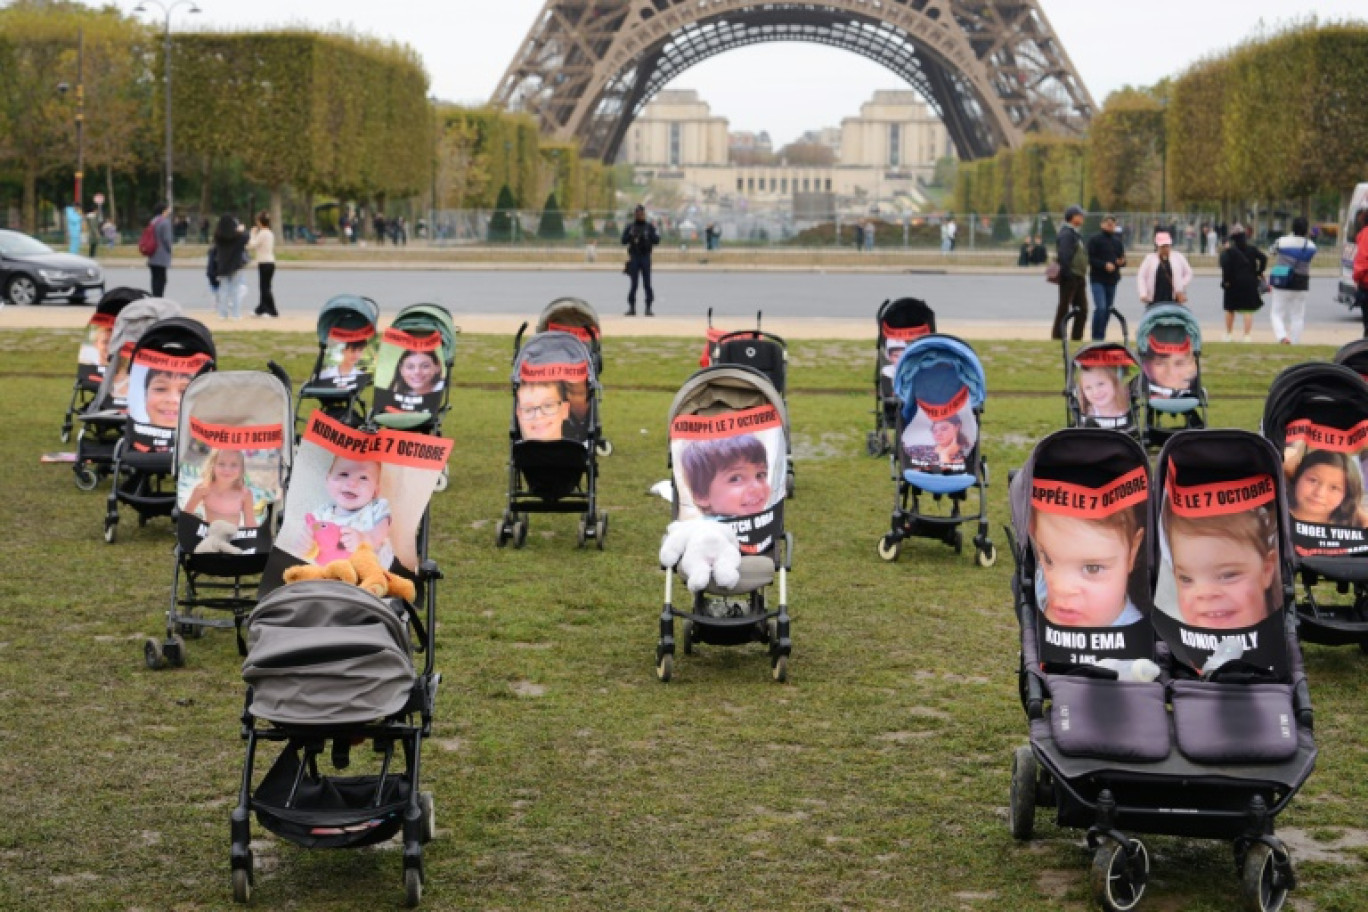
[1052, 205, 1089, 340]
[621, 205, 660, 316]
[1087, 214, 1127, 340]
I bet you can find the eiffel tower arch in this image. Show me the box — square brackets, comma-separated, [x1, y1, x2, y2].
[492, 0, 1096, 163]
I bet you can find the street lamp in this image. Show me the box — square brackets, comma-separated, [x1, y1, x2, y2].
[133, 0, 200, 213]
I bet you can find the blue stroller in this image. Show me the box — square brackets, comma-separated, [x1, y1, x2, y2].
[1137, 304, 1207, 448]
[878, 334, 996, 566]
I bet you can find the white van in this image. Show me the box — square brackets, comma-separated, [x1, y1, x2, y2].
[1339, 182, 1368, 308]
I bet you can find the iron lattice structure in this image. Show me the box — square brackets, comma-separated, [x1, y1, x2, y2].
[491, 0, 1096, 162]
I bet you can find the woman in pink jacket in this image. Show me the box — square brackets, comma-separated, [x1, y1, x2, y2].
[1135, 231, 1194, 306]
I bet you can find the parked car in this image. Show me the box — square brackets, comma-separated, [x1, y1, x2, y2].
[0, 229, 105, 305]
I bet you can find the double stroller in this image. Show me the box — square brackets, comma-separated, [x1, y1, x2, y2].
[59, 286, 148, 442]
[144, 365, 294, 669]
[73, 296, 183, 491]
[1061, 308, 1142, 437]
[1262, 360, 1368, 651]
[102, 316, 216, 543]
[234, 409, 452, 906]
[497, 328, 607, 548]
[294, 294, 380, 434]
[655, 364, 793, 682]
[867, 297, 936, 457]
[1008, 428, 1315, 912]
[877, 334, 996, 566]
[1137, 304, 1207, 448]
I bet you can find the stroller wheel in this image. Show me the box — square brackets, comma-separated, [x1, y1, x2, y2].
[180, 619, 206, 640]
[404, 866, 423, 908]
[877, 535, 901, 562]
[1240, 842, 1292, 912]
[785, 471, 795, 500]
[231, 866, 252, 904]
[103, 520, 117, 544]
[595, 514, 608, 550]
[164, 635, 186, 668]
[1009, 745, 1037, 840]
[865, 431, 880, 457]
[74, 467, 99, 491]
[1090, 836, 1149, 912]
[772, 653, 789, 683]
[513, 519, 528, 549]
[433, 467, 449, 493]
[60, 423, 71, 444]
[495, 518, 511, 548]
[596, 438, 614, 457]
[143, 637, 166, 670]
[976, 544, 999, 568]
[952, 527, 963, 555]
[656, 653, 673, 682]
[682, 619, 695, 654]
[576, 518, 588, 549]
[419, 791, 437, 844]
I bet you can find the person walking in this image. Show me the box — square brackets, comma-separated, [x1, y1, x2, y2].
[621, 205, 659, 316]
[212, 213, 249, 321]
[1086, 214, 1127, 340]
[1219, 223, 1267, 342]
[145, 200, 174, 297]
[1267, 216, 1317, 344]
[1052, 205, 1089, 341]
[1135, 231, 1193, 306]
[248, 211, 278, 318]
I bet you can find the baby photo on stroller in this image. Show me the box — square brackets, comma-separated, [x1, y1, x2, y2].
[671, 405, 787, 554]
[900, 387, 977, 475]
[1070, 345, 1139, 431]
[1140, 322, 1199, 399]
[177, 430, 283, 552]
[127, 347, 211, 451]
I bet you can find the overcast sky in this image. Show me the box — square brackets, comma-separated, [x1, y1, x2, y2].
[97, 0, 1367, 147]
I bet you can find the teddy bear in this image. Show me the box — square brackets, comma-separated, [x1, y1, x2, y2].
[659, 518, 742, 593]
[194, 519, 243, 555]
[282, 541, 417, 602]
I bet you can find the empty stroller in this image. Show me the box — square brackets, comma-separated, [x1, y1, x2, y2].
[877, 334, 996, 566]
[1062, 308, 1141, 436]
[144, 365, 293, 669]
[1007, 428, 1315, 912]
[867, 297, 936, 457]
[524, 297, 612, 456]
[655, 364, 793, 682]
[1262, 360, 1368, 651]
[370, 303, 457, 433]
[1137, 304, 1207, 448]
[102, 317, 216, 543]
[234, 411, 450, 906]
[59, 286, 149, 442]
[73, 296, 182, 491]
[294, 294, 380, 435]
[497, 329, 607, 549]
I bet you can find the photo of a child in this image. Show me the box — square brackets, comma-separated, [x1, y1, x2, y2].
[320, 338, 371, 382]
[390, 348, 444, 396]
[516, 381, 570, 441]
[79, 322, 112, 368]
[901, 400, 977, 473]
[1159, 497, 1278, 630]
[1287, 448, 1368, 528]
[881, 339, 907, 381]
[313, 455, 394, 568]
[1076, 365, 1129, 419]
[1141, 332, 1198, 396]
[1031, 506, 1145, 627]
[681, 434, 773, 519]
[129, 366, 193, 429]
[183, 448, 258, 528]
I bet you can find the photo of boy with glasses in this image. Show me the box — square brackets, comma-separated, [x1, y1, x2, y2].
[516, 380, 582, 442]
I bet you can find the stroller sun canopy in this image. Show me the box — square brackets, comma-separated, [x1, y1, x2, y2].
[894, 335, 987, 422]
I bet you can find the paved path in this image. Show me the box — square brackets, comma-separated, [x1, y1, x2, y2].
[3, 265, 1359, 344]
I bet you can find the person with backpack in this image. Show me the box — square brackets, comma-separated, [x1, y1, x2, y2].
[141, 201, 174, 297]
[1267, 216, 1318, 344]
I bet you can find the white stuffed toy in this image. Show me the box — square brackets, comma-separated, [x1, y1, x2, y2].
[194, 519, 243, 555]
[660, 518, 742, 593]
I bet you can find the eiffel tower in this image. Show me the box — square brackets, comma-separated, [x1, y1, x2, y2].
[492, 0, 1095, 162]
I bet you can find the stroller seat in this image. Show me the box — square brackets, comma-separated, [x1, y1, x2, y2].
[902, 469, 978, 495]
[702, 555, 775, 596]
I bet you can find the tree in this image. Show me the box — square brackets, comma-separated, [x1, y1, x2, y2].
[991, 203, 1012, 243]
[778, 142, 835, 166]
[488, 184, 516, 242]
[1087, 88, 1165, 211]
[435, 113, 489, 212]
[537, 191, 565, 240]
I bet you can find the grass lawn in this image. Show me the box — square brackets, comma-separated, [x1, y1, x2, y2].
[1, 327, 1366, 911]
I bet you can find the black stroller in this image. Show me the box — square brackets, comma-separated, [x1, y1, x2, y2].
[59, 286, 149, 442]
[525, 297, 612, 456]
[1262, 360, 1368, 652]
[1137, 304, 1207, 449]
[1008, 428, 1315, 912]
[867, 297, 936, 457]
[103, 316, 216, 543]
[234, 410, 451, 906]
[497, 329, 607, 549]
[294, 294, 380, 435]
[877, 333, 996, 566]
[73, 296, 182, 491]
[144, 365, 294, 669]
[1061, 308, 1142, 438]
[655, 364, 793, 682]
[1332, 338, 1368, 378]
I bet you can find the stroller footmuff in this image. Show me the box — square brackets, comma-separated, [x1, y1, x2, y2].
[1137, 304, 1207, 448]
[656, 365, 793, 682]
[145, 366, 293, 669]
[235, 411, 451, 906]
[1262, 361, 1368, 650]
[867, 297, 936, 457]
[294, 294, 380, 435]
[879, 333, 995, 566]
[103, 316, 215, 543]
[1007, 429, 1315, 912]
[60, 286, 149, 443]
[1061, 307, 1142, 439]
[73, 297, 182, 491]
[499, 329, 606, 548]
